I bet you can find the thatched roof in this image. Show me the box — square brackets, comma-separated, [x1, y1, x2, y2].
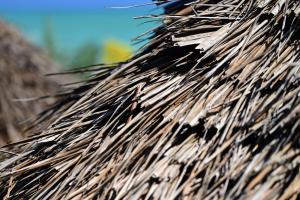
[1, 1, 300, 199]
[0, 21, 71, 146]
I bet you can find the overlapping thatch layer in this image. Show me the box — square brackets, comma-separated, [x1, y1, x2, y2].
[1, 1, 300, 199]
[0, 21, 68, 146]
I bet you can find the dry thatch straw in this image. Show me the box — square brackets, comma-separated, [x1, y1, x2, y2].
[1, 0, 300, 199]
[0, 21, 72, 146]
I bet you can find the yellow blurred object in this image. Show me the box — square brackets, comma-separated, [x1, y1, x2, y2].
[102, 39, 133, 64]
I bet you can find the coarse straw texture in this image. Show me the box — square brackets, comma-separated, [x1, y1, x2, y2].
[1, 0, 300, 199]
[0, 21, 69, 146]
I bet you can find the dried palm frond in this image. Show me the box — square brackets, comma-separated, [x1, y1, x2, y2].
[0, 21, 73, 146]
[1, 1, 300, 199]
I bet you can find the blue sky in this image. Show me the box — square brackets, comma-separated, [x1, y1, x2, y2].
[0, 0, 158, 53]
[0, 0, 153, 10]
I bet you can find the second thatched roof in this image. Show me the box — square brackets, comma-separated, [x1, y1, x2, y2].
[0, 21, 74, 146]
[1, 1, 300, 199]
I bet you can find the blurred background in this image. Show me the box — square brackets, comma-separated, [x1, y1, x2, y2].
[0, 0, 159, 68]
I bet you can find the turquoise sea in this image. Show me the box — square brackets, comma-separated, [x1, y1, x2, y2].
[0, 8, 160, 52]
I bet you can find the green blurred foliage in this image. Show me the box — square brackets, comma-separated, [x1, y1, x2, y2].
[43, 19, 71, 66]
[71, 42, 99, 68]
[42, 19, 133, 74]
[43, 18, 99, 69]
[43, 19, 56, 58]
